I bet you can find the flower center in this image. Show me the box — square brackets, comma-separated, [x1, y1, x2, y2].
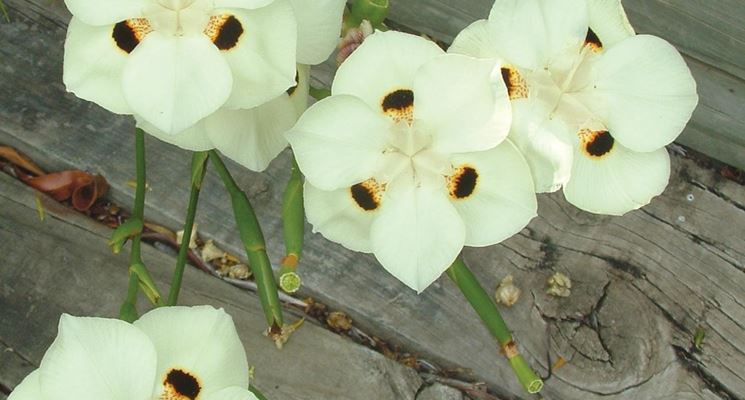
[147, 0, 211, 36]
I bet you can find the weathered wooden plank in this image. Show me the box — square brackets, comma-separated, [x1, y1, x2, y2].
[0, 173, 424, 399]
[1, 1, 744, 399]
[385, 0, 745, 171]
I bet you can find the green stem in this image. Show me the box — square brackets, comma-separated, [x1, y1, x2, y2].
[278, 156, 304, 293]
[249, 385, 268, 400]
[208, 151, 284, 330]
[347, 0, 389, 30]
[446, 258, 544, 394]
[167, 152, 207, 306]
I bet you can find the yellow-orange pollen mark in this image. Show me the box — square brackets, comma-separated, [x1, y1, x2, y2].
[350, 179, 384, 211]
[381, 89, 414, 124]
[500, 66, 528, 100]
[447, 165, 479, 200]
[579, 129, 615, 159]
[112, 18, 153, 54]
[161, 369, 201, 400]
[584, 28, 603, 53]
[204, 14, 244, 50]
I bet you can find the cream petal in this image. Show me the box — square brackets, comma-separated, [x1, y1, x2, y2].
[214, 0, 275, 9]
[288, 0, 346, 65]
[39, 315, 157, 400]
[564, 131, 671, 215]
[288, 64, 311, 117]
[578, 35, 698, 152]
[448, 140, 537, 246]
[587, 0, 635, 49]
[63, 18, 132, 114]
[304, 181, 377, 253]
[486, 0, 589, 70]
[370, 177, 466, 293]
[122, 32, 233, 134]
[136, 116, 215, 151]
[448, 19, 499, 58]
[133, 306, 249, 397]
[414, 54, 511, 154]
[285, 95, 391, 191]
[64, 0, 148, 26]
[8, 371, 41, 400]
[205, 387, 260, 400]
[332, 31, 444, 111]
[217, 1, 298, 109]
[206, 97, 297, 172]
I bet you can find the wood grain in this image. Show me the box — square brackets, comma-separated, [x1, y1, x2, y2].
[0, 174, 424, 400]
[1, 0, 744, 399]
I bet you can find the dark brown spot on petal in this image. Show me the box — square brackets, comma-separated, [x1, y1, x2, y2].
[286, 70, 299, 96]
[580, 129, 615, 158]
[206, 15, 244, 51]
[381, 89, 414, 124]
[164, 369, 200, 400]
[585, 28, 603, 52]
[350, 179, 382, 211]
[448, 166, 479, 200]
[500, 66, 528, 100]
[112, 19, 152, 54]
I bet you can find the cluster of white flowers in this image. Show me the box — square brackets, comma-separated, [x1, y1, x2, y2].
[10, 306, 258, 400]
[286, 0, 697, 291]
[63, 0, 346, 171]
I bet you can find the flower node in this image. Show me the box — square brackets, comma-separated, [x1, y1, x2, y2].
[584, 28, 603, 53]
[112, 19, 153, 54]
[381, 89, 414, 123]
[500, 66, 528, 100]
[350, 179, 382, 211]
[448, 166, 479, 200]
[580, 129, 615, 158]
[162, 369, 201, 400]
[205, 15, 244, 51]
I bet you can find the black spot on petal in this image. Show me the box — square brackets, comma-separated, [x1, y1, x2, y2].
[382, 89, 414, 112]
[449, 167, 479, 199]
[585, 28, 603, 52]
[585, 130, 615, 157]
[113, 21, 139, 53]
[351, 182, 380, 211]
[213, 15, 244, 51]
[165, 369, 200, 400]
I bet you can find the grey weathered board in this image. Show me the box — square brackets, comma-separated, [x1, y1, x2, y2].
[1, 0, 744, 399]
[0, 173, 424, 399]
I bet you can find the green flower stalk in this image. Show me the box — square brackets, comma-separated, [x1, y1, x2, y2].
[167, 152, 208, 306]
[279, 156, 304, 293]
[209, 151, 284, 331]
[249, 385, 268, 400]
[119, 128, 164, 320]
[446, 258, 544, 394]
[346, 0, 389, 32]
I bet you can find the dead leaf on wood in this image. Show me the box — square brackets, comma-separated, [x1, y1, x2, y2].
[0, 146, 45, 176]
[27, 170, 108, 211]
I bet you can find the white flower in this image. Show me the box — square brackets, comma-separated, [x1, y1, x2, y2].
[450, 0, 699, 215]
[9, 306, 258, 400]
[286, 31, 537, 292]
[64, 0, 303, 135]
[129, 0, 347, 171]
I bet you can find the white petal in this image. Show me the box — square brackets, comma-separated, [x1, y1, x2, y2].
[579, 35, 698, 152]
[288, 64, 311, 117]
[63, 18, 131, 114]
[137, 116, 215, 151]
[332, 31, 444, 110]
[449, 141, 537, 246]
[370, 178, 466, 293]
[509, 100, 574, 193]
[448, 19, 499, 58]
[206, 387, 260, 400]
[207, 97, 297, 172]
[122, 32, 232, 134]
[133, 306, 249, 396]
[8, 371, 41, 400]
[564, 136, 671, 215]
[587, 0, 635, 48]
[64, 0, 147, 26]
[486, 0, 588, 69]
[414, 54, 511, 154]
[286, 95, 391, 191]
[289, 0, 346, 65]
[219, 1, 298, 109]
[304, 181, 376, 253]
[214, 0, 275, 9]
[39, 315, 157, 400]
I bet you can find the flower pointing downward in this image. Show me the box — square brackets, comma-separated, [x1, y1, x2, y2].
[9, 306, 258, 400]
[286, 31, 538, 292]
